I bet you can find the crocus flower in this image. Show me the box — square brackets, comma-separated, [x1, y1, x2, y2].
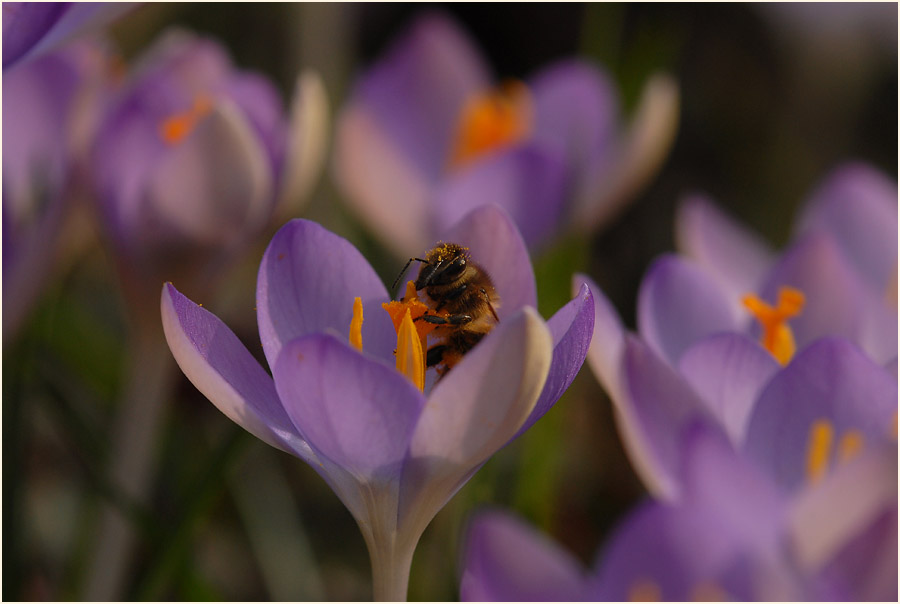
[2, 2, 136, 70]
[3, 38, 112, 343]
[334, 11, 678, 256]
[461, 422, 897, 601]
[161, 204, 594, 600]
[92, 28, 327, 304]
[671, 161, 897, 366]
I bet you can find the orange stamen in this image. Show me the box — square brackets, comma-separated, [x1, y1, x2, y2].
[160, 95, 214, 145]
[742, 286, 805, 365]
[805, 419, 834, 485]
[448, 80, 533, 169]
[349, 297, 364, 351]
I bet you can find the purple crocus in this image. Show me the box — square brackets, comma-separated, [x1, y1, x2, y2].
[2, 2, 136, 70]
[161, 205, 594, 601]
[92, 29, 327, 302]
[334, 11, 678, 255]
[671, 161, 897, 366]
[3, 38, 112, 343]
[461, 421, 897, 601]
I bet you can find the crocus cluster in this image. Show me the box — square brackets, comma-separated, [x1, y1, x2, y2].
[334, 12, 678, 255]
[92, 28, 327, 303]
[161, 205, 594, 600]
[457, 163, 897, 601]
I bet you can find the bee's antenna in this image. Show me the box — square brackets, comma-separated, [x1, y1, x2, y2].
[481, 287, 500, 322]
[392, 257, 428, 293]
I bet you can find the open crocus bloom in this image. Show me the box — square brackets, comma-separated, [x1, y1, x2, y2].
[334, 12, 678, 255]
[93, 29, 327, 292]
[3, 39, 112, 343]
[161, 205, 594, 600]
[574, 268, 897, 599]
[461, 423, 897, 601]
[672, 162, 897, 366]
[2, 2, 135, 70]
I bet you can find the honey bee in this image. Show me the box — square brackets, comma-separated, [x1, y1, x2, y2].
[394, 242, 500, 376]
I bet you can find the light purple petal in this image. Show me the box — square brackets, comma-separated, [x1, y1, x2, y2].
[352, 12, 489, 181]
[256, 219, 396, 369]
[758, 231, 894, 360]
[743, 338, 898, 492]
[529, 59, 619, 175]
[675, 194, 775, 313]
[272, 333, 424, 487]
[224, 70, 287, 175]
[591, 502, 764, 601]
[433, 144, 568, 249]
[637, 254, 739, 366]
[460, 510, 588, 602]
[574, 273, 626, 404]
[146, 100, 273, 247]
[619, 335, 715, 500]
[440, 204, 538, 316]
[795, 162, 898, 294]
[160, 283, 313, 462]
[678, 333, 780, 445]
[789, 443, 898, 587]
[399, 308, 552, 537]
[516, 283, 594, 436]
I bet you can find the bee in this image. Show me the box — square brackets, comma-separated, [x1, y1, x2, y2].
[394, 242, 500, 376]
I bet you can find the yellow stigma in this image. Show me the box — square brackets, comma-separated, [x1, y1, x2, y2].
[160, 95, 213, 145]
[349, 297, 364, 351]
[395, 309, 425, 392]
[628, 579, 662, 602]
[742, 286, 805, 365]
[805, 419, 834, 485]
[448, 80, 533, 169]
[836, 430, 864, 464]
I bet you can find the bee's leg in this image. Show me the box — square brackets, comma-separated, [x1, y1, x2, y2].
[426, 345, 447, 368]
[417, 313, 473, 325]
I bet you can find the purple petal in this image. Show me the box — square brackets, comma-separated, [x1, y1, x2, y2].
[224, 70, 287, 175]
[795, 162, 898, 294]
[460, 510, 588, 602]
[272, 333, 425, 487]
[759, 231, 895, 361]
[637, 254, 739, 366]
[591, 501, 766, 601]
[619, 336, 714, 500]
[256, 219, 396, 369]
[678, 333, 780, 445]
[160, 283, 313, 462]
[433, 144, 568, 249]
[675, 194, 775, 313]
[789, 444, 897, 591]
[529, 59, 619, 176]
[352, 12, 490, 182]
[743, 338, 898, 492]
[440, 204, 538, 316]
[574, 273, 626, 404]
[145, 100, 274, 246]
[333, 103, 432, 256]
[3, 2, 133, 69]
[516, 283, 594, 436]
[399, 309, 552, 536]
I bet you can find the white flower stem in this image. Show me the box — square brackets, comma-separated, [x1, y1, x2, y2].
[82, 317, 175, 600]
[367, 533, 416, 602]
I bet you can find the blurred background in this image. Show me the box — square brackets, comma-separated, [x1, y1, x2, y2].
[4, 3, 897, 600]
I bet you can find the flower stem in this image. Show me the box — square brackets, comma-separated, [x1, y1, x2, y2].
[82, 317, 175, 600]
[368, 536, 416, 602]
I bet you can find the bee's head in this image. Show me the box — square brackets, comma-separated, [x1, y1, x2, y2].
[416, 243, 469, 288]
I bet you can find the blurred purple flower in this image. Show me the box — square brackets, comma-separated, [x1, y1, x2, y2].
[2, 2, 136, 70]
[3, 39, 113, 343]
[334, 12, 678, 255]
[670, 162, 897, 366]
[461, 422, 897, 601]
[161, 205, 594, 600]
[92, 29, 327, 301]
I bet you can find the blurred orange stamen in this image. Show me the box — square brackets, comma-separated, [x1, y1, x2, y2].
[160, 95, 213, 145]
[742, 286, 805, 365]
